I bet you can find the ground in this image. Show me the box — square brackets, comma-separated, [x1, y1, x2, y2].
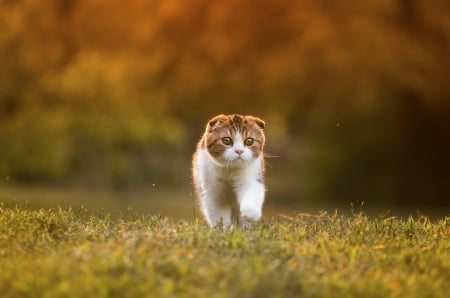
[0, 204, 449, 297]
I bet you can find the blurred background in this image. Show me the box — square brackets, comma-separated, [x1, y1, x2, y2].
[1, 0, 449, 219]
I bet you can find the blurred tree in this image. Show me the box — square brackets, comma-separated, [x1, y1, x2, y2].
[0, 0, 449, 206]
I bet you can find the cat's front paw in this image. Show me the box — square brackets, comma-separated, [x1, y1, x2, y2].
[240, 205, 262, 223]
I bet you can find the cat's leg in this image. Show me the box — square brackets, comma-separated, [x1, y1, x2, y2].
[200, 195, 232, 228]
[236, 181, 265, 225]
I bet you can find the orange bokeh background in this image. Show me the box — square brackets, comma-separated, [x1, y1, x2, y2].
[1, 0, 449, 216]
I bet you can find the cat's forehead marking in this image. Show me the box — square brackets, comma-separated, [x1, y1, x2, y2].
[228, 125, 246, 137]
[231, 114, 244, 127]
[228, 116, 253, 136]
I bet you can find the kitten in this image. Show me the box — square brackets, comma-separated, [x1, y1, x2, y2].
[192, 114, 266, 227]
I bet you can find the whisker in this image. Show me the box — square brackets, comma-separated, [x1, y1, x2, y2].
[263, 152, 277, 169]
[264, 153, 279, 159]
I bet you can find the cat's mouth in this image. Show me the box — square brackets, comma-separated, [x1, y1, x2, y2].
[231, 156, 248, 163]
[221, 157, 247, 166]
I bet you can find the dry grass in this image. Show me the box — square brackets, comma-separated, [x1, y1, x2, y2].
[1, 204, 449, 297]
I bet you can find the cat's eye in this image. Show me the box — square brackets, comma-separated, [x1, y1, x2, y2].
[244, 138, 254, 146]
[222, 137, 233, 145]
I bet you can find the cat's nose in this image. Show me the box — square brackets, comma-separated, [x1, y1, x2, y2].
[235, 149, 244, 155]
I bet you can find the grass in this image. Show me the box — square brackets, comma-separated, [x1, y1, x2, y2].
[0, 204, 449, 298]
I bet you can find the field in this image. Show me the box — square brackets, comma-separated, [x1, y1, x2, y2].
[1, 203, 449, 298]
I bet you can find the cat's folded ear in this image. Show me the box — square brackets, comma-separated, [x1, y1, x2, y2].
[207, 114, 227, 132]
[246, 116, 265, 130]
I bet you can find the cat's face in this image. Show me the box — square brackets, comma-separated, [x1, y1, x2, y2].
[203, 114, 265, 166]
